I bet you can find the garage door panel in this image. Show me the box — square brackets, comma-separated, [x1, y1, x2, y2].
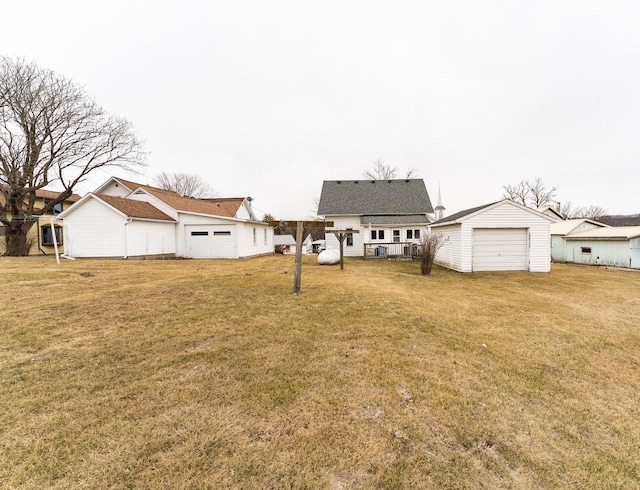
[185, 225, 237, 258]
[473, 228, 528, 271]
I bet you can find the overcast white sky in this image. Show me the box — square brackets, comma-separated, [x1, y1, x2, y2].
[3, 0, 639, 218]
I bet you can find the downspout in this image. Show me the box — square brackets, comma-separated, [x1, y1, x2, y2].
[124, 219, 132, 259]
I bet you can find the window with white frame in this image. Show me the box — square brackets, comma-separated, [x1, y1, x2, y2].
[414, 229, 421, 239]
[346, 228, 353, 247]
[393, 230, 400, 243]
[371, 230, 377, 240]
[253, 227, 257, 245]
[406, 230, 413, 239]
[264, 229, 267, 245]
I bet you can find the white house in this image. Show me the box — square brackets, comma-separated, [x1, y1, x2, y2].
[316, 179, 435, 258]
[562, 226, 640, 269]
[273, 234, 312, 254]
[429, 199, 555, 272]
[550, 219, 608, 263]
[57, 177, 274, 259]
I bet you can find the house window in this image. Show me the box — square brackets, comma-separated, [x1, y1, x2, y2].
[44, 200, 63, 215]
[371, 230, 377, 240]
[213, 231, 231, 236]
[253, 228, 257, 245]
[581, 247, 592, 254]
[378, 230, 385, 240]
[406, 230, 413, 239]
[346, 229, 353, 247]
[42, 225, 62, 246]
[414, 229, 421, 239]
[393, 230, 400, 243]
[264, 229, 267, 245]
[191, 231, 209, 236]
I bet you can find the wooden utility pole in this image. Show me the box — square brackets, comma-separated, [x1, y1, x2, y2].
[293, 220, 303, 294]
[269, 220, 333, 295]
[326, 229, 360, 270]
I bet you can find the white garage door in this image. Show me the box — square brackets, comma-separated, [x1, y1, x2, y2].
[472, 228, 528, 271]
[185, 225, 237, 258]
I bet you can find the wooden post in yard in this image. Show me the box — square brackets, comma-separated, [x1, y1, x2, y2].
[269, 220, 333, 295]
[293, 220, 303, 295]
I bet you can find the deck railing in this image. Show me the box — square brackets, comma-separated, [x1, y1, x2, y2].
[363, 242, 422, 260]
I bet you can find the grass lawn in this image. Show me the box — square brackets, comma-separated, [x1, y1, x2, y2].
[1, 255, 639, 489]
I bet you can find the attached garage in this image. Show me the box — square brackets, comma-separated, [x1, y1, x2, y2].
[472, 228, 528, 271]
[429, 199, 554, 273]
[185, 224, 237, 258]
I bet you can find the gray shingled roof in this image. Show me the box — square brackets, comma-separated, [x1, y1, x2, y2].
[429, 201, 499, 226]
[360, 214, 430, 225]
[317, 179, 433, 215]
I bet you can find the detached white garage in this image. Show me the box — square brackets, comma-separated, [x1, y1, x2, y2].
[429, 199, 554, 273]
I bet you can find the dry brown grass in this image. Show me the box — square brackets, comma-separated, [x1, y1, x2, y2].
[0, 256, 639, 489]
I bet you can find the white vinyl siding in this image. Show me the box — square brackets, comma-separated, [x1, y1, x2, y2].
[324, 216, 363, 257]
[434, 225, 462, 272]
[565, 239, 635, 268]
[62, 198, 127, 258]
[472, 228, 527, 271]
[126, 221, 176, 257]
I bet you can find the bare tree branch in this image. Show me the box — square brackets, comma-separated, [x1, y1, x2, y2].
[0, 57, 145, 255]
[363, 159, 398, 180]
[153, 171, 214, 198]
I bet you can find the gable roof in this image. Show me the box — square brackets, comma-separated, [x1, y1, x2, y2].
[537, 206, 564, 220]
[550, 218, 607, 236]
[565, 226, 640, 240]
[361, 214, 430, 225]
[317, 179, 433, 216]
[96, 194, 176, 221]
[0, 186, 81, 209]
[429, 199, 555, 227]
[429, 201, 499, 226]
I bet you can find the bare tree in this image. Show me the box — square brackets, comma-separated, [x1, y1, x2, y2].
[154, 171, 214, 198]
[419, 231, 445, 275]
[364, 159, 398, 180]
[0, 57, 144, 256]
[363, 159, 418, 180]
[528, 177, 557, 208]
[503, 178, 556, 208]
[503, 180, 531, 206]
[561, 201, 607, 219]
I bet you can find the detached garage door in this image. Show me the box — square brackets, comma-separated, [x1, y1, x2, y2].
[472, 228, 528, 271]
[185, 225, 237, 258]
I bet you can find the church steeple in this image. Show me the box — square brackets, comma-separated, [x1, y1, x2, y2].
[434, 185, 445, 220]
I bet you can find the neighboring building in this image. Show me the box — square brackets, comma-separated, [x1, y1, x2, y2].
[562, 226, 640, 269]
[316, 179, 435, 258]
[273, 234, 312, 254]
[596, 214, 640, 227]
[538, 206, 564, 221]
[550, 219, 608, 263]
[0, 188, 80, 256]
[429, 199, 555, 272]
[57, 177, 273, 259]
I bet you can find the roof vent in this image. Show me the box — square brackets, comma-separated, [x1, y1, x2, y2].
[337, 181, 342, 184]
[405, 179, 410, 182]
[354, 181, 359, 184]
[388, 180, 392, 183]
[371, 180, 375, 184]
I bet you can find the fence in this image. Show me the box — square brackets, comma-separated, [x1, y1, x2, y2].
[363, 242, 421, 260]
